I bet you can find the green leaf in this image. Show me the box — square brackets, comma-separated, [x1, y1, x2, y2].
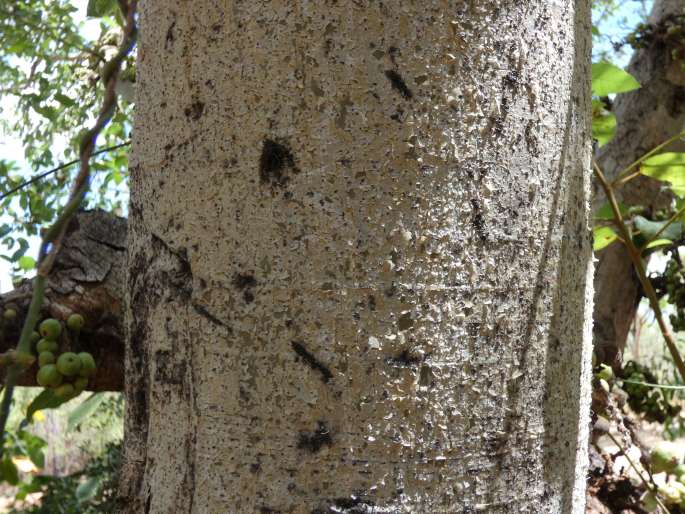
[634, 215, 683, 242]
[591, 62, 641, 96]
[0, 457, 19, 486]
[593, 226, 619, 251]
[17, 256, 35, 271]
[68, 393, 105, 431]
[53, 93, 76, 107]
[25, 390, 70, 422]
[76, 476, 100, 503]
[86, 0, 118, 17]
[640, 154, 685, 196]
[592, 111, 616, 147]
[643, 238, 673, 250]
[594, 201, 628, 221]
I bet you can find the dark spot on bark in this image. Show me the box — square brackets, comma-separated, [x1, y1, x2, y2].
[259, 507, 280, 513]
[397, 312, 413, 331]
[386, 349, 421, 367]
[525, 121, 540, 157]
[144, 493, 152, 514]
[184, 101, 205, 120]
[384, 70, 413, 99]
[297, 421, 332, 453]
[670, 86, 685, 117]
[259, 139, 297, 187]
[192, 303, 231, 331]
[233, 273, 257, 303]
[250, 462, 261, 474]
[291, 341, 333, 383]
[165, 21, 176, 49]
[503, 70, 519, 89]
[470, 199, 487, 243]
[211, 23, 222, 33]
[154, 350, 184, 385]
[368, 295, 376, 311]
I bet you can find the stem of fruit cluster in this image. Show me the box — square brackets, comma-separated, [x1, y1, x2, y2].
[593, 160, 685, 385]
[0, 0, 137, 457]
[606, 432, 671, 514]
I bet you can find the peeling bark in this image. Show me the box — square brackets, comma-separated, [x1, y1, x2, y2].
[0, 210, 125, 391]
[593, 0, 685, 367]
[121, 2, 594, 513]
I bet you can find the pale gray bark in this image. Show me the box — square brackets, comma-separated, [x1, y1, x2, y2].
[593, 0, 685, 367]
[120, 2, 594, 513]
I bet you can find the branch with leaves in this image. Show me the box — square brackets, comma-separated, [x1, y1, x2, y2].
[0, 0, 137, 456]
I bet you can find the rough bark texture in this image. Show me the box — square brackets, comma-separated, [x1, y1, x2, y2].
[593, 0, 685, 367]
[120, 2, 594, 513]
[0, 210, 125, 391]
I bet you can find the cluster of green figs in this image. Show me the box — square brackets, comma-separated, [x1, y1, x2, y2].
[31, 314, 96, 398]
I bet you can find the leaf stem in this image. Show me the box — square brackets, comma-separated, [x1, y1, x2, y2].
[593, 160, 685, 384]
[0, 0, 138, 458]
[610, 130, 685, 187]
[606, 431, 671, 514]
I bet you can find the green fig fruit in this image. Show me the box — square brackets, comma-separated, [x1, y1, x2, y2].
[39, 318, 61, 341]
[77, 352, 96, 377]
[30, 331, 41, 345]
[596, 363, 614, 382]
[38, 352, 56, 367]
[66, 314, 84, 332]
[3, 309, 16, 321]
[56, 352, 82, 377]
[36, 339, 58, 354]
[652, 441, 684, 474]
[36, 364, 62, 388]
[54, 383, 75, 399]
[73, 377, 88, 393]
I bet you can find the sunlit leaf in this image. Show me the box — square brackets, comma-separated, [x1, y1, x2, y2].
[643, 238, 673, 250]
[594, 201, 628, 221]
[593, 226, 619, 251]
[592, 111, 616, 147]
[68, 393, 105, 431]
[591, 62, 641, 96]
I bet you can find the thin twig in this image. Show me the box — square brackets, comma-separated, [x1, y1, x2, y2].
[0, 0, 137, 456]
[0, 141, 131, 202]
[606, 432, 671, 514]
[593, 160, 685, 384]
[622, 379, 685, 390]
[643, 203, 685, 248]
[611, 130, 685, 187]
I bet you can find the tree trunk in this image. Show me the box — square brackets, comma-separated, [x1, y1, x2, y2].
[119, 2, 594, 513]
[0, 210, 125, 391]
[593, 0, 685, 367]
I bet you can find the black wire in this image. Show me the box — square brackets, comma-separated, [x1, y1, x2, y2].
[0, 140, 131, 202]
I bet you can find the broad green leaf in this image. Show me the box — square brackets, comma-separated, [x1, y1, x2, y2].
[53, 93, 76, 107]
[592, 112, 616, 147]
[641, 154, 685, 197]
[26, 390, 70, 422]
[591, 62, 641, 96]
[594, 201, 628, 221]
[76, 476, 100, 503]
[593, 226, 619, 251]
[643, 238, 673, 250]
[86, 0, 118, 17]
[644, 152, 685, 167]
[0, 457, 18, 486]
[634, 215, 683, 242]
[17, 256, 35, 271]
[68, 393, 105, 431]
